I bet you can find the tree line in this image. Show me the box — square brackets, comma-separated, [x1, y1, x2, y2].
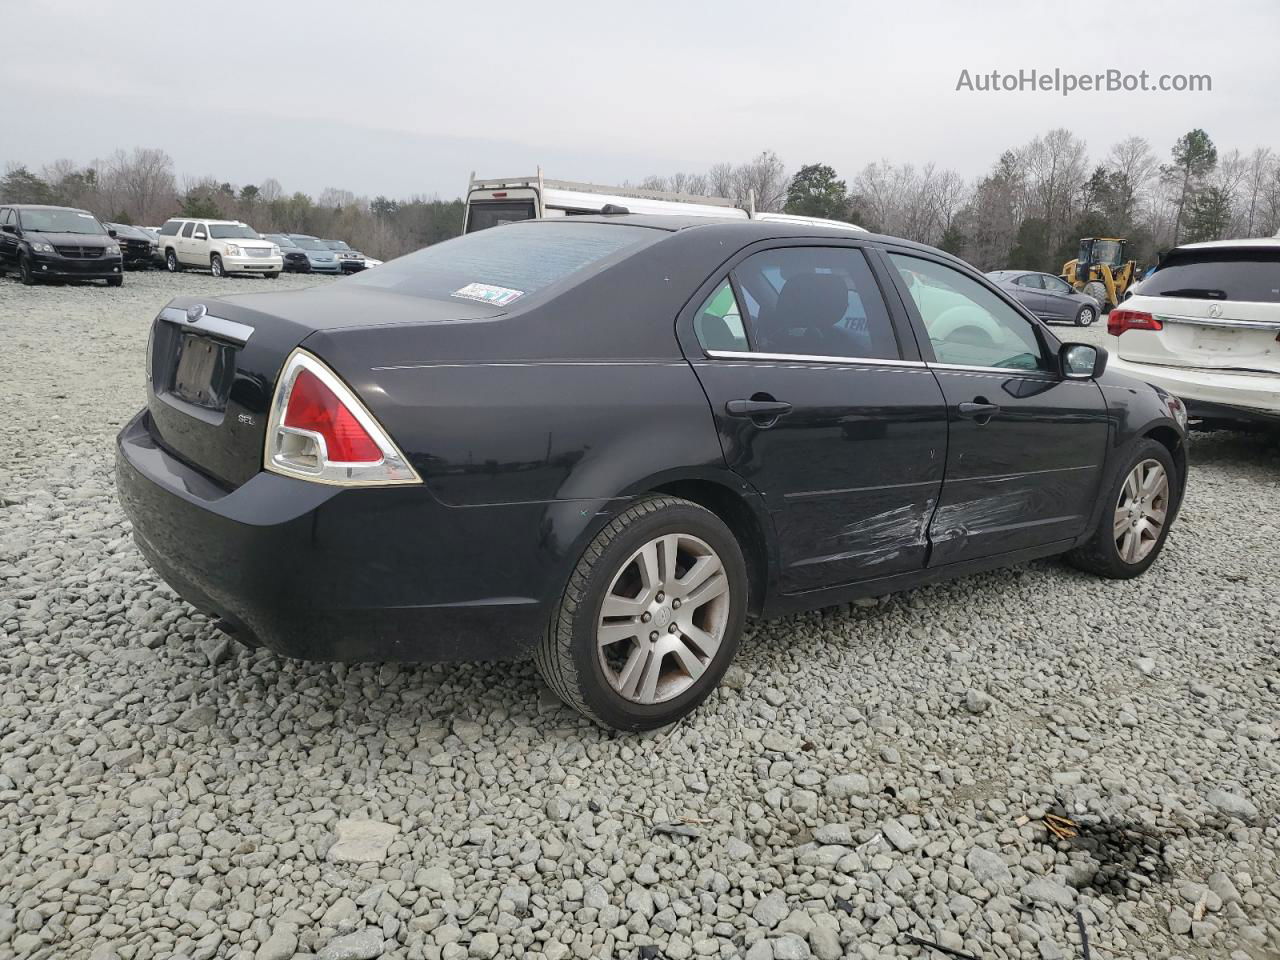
[3, 128, 1276, 270]
[0, 148, 461, 260]
[637, 129, 1279, 271]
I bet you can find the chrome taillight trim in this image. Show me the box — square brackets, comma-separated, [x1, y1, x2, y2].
[263, 349, 421, 487]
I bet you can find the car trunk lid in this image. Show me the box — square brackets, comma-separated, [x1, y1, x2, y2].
[144, 287, 503, 489]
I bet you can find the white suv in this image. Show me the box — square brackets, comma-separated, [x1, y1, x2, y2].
[1109, 238, 1280, 426]
[157, 218, 283, 278]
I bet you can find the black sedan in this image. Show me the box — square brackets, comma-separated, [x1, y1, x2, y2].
[116, 217, 1188, 730]
[262, 233, 312, 273]
[103, 222, 158, 270]
[986, 269, 1101, 326]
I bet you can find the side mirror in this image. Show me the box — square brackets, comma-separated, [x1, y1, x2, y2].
[0, 224, 15, 234]
[1060, 342, 1107, 380]
[194, 231, 207, 240]
[107, 228, 118, 238]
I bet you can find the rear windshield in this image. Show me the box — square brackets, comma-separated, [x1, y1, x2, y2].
[208, 224, 259, 239]
[20, 208, 105, 235]
[349, 221, 659, 305]
[1145, 249, 1280, 303]
[466, 199, 537, 233]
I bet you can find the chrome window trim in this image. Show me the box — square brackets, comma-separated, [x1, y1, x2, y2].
[158, 306, 254, 343]
[926, 361, 1054, 376]
[704, 349, 926, 368]
[1154, 312, 1280, 331]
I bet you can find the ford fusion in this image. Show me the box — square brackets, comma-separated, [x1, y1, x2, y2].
[116, 217, 1188, 730]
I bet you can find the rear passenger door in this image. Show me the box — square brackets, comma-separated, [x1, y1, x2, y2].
[1011, 273, 1049, 319]
[681, 242, 949, 594]
[177, 221, 196, 263]
[883, 251, 1109, 565]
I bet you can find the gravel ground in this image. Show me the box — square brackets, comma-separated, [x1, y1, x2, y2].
[1, 270, 1278, 960]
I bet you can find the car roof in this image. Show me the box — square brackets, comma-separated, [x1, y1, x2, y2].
[164, 217, 246, 225]
[1172, 237, 1280, 252]
[10, 204, 94, 213]
[510, 214, 954, 259]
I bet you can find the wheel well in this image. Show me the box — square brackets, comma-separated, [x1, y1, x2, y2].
[650, 479, 769, 615]
[1144, 425, 1188, 492]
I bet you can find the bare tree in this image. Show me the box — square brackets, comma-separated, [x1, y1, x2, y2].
[1023, 129, 1089, 256]
[1240, 147, 1276, 235]
[103, 148, 176, 224]
[1105, 136, 1158, 226]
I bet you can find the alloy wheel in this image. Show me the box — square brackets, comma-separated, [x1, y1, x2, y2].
[1078, 307, 1096, 326]
[596, 533, 731, 704]
[1114, 458, 1169, 563]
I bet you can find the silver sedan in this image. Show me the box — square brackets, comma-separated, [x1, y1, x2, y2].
[987, 270, 1101, 327]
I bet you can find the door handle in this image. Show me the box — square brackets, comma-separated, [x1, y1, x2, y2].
[957, 399, 1000, 420]
[725, 398, 792, 419]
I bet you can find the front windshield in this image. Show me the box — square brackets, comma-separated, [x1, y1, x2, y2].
[291, 237, 329, 251]
[268, 235, 298, 248]
[21, 209, 106, 235]
[208, 224, 260, 239]
[325, 240, 351, 250]
[1093, 240, 1123, 267]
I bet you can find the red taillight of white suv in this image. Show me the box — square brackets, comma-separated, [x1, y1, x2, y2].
[1107, 308, 1163, 337]
[264, 350, 420, 486]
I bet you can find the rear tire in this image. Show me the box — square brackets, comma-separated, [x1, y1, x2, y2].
[1075, 305, 1097, 327]
[535, 495, 748, 731]
[1067, 438, 1178, 579]
[210, 254, 225, 278]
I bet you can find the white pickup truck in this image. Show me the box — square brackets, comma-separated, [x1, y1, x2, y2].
[156, 218, 283, 277]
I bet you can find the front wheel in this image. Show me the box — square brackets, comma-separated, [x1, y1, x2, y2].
[535, 495, 748, 730]
[1075, 304, 1097, 327]
[165, 250, 181, 273]
[19, 255, 36, 285]
[107, 276, 123, 287]
[1083, 281, 1108, 311]
[210, 254, 225, 278]
[1067, 439, 1178, 579]
[265, 271, 279, 279]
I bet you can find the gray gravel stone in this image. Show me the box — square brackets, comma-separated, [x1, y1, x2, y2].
[318, 928, 385, 960]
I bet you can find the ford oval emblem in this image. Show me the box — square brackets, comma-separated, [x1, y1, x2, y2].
[186, 303, 207, 323]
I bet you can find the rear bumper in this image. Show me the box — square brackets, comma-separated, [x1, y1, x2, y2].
[1109, 357, 1280, 420]
[114, 409, 559, 662]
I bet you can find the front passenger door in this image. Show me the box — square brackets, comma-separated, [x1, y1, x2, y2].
[885, 252, 1109, 565]
[683, 243, 949, 593]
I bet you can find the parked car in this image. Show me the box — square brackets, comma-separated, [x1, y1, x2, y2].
[0, 204, 123, 286]
[103, 222, 158, 270]
[322, 239, 368, 273]
[156, 218, 283, 277]
[282, 234, 342, 274]
[116, 217, 1188, 730]
[987, 270, 1100, 326]
[263, 234, 312, 273]
[1108, 238, 1279, 427]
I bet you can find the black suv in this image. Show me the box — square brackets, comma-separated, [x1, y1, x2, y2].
[0, 205, 124, 285]
[103, 222, 158, 270]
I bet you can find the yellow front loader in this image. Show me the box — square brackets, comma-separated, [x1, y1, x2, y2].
[1061, 237, 1139, 311]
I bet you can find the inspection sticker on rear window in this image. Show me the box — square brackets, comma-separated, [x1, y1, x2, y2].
[452, 282, 525, 306]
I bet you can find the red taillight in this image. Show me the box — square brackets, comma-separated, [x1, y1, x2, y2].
[1107, 309, 1162, 337]
[283, 368, 381, 462]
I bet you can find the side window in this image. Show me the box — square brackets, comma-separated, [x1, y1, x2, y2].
[889, 254, 1047, 371]
[1044, 275, 1072, 295]
[1014, 274, 1044, 289]
[693, 280, 749, 352]
[159, 220, 180, 236]
[180, 222, 195, 239]
[731, 247, 899, 360]
[0, 208, 11, 226]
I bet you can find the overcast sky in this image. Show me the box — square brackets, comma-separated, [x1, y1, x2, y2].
[5, 0, 1278, 199]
